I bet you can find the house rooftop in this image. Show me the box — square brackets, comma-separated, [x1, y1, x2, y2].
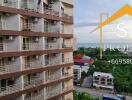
[93, 72, 114, 78]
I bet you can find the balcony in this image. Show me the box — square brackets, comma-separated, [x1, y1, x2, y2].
[62, 13, 73, 23]
[45, 58, 61, 66]
[22, 23, 36, 32]
[46, 72, 62, 82]
[0, 64, 20, 74]
[23, 61, 43, 69]
[44, 9, 59, 17]
[0, 21, 18, 30]
[0, 0, 17, 8]
[21, 1, 40, 12]
[46, 87, 62, 99]
[46, 86, 72, 99]
[62, 58, 70, 64]
[0, 42, 19, 52]
[25, 93, 44, 100]
[24, 78, 43, 89]
[22, 43, 42, 51]
[62, 42, 73, 48]
[0, 83, 21, 97]
[46, 43, 60, 49]
[44, 26, 60, 33]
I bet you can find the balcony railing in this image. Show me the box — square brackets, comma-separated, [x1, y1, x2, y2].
[25, 94, 44, 100]
[45, 43, 60, 49]
[0, 43, 19, 52]
[22, 23, 35, 31]
[0, 84, 21, 97]
[0, 43, 4, 51]
[0, 79, 43, 97]
[0, 0, 17, 8]
[45, 59, 61, 66]
[0, 64, 20, 74]
[62, 13, 73, 22]
[62, 43, 73, 48]
[24, 78, 43, 89]
[44, 9, 59, 17]
[23, 62, 43, 69]
[21, 1, 39, 12]
[46, 87, 62, 99]
[44, 26, 60, 33]
[46, 86, 72, 99]
[46, 72, 62, 82]
[62, 58, 70, 64]
[22, 43, 42, 50]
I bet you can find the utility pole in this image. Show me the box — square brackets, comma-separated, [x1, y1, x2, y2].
[100, 13, 109, 59]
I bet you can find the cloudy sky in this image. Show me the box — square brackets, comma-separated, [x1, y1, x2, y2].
[74, 0, 132, 43]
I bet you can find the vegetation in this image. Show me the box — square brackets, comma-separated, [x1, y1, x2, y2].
[73, 90, 101, 100]
[74, 48, 132, 94]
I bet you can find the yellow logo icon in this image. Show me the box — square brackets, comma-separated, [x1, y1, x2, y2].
[92, 4, 132, 59]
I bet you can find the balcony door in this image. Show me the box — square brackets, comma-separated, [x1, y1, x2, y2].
[23, 56, 30, 68]
[0, 16, 2, 29]
[23, 37, 30, 50]
[21, 16, 29, 31]
[0, 37, 4, 51]
[0, 78, 15, 92]
[44, 20, 49, 32]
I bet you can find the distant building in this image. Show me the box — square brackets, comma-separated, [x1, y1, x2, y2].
[93, 72, 114, 90]
[73, 65, 89, 73]
[73, 66, 81, 85]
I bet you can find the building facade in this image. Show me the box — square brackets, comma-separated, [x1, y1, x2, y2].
[73, 66, 81, 85]
[0, 0, 73, 100]
[93, 72, 114, 90]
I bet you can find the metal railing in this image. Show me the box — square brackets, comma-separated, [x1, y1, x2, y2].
[44, 9, 59, 17]
[0, 43, 19, 52]
[24, 78, 43, 89]
[0, 22, 18, 30]
[62, 58, 70, 64]
[62, 13, 73, 22]
[45, 59, 61, 66]
[44, 26, 60, 33]
[22, 23, 35, 31]
[25, 94, 44, 100]
[45, 43, 60, 49]
[46, 86, 72, 99]
[0, 83, 21, 96]
[46, 72, 62, 82]
[0, 43, 4, 51]
[0, 0, 17, 8]
[46, 87, 62, 99]
[21, 1, 39, 12]
[62, 43, 73, 48]
[23, 62, 43, 69]
[0, 64, 20, 74]
[22, 43, 42, 50]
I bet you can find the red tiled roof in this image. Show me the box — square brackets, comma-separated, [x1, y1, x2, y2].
[74, 59, 93, 64]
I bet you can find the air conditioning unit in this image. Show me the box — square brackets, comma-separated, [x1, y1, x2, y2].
[5, 36, 14, 41]
[33, 37, 39, 42]
[51, 37, 57, 42]
[53, 53, 57, 57]
[53, 21, 57, 25]
[32, 18, 39, 23]
[11, 57, 15, 61]
[33, 55, 39, 60]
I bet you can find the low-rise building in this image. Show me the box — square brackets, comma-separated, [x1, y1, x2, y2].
[73, 66, 81, 85]
[93, 72, 114, 90]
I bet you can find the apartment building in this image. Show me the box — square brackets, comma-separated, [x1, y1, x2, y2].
[93, 72, 114, 90]
[0, 0, 74, 100]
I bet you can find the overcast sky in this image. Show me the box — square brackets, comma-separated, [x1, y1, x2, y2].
[74, 0, 132, 43]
